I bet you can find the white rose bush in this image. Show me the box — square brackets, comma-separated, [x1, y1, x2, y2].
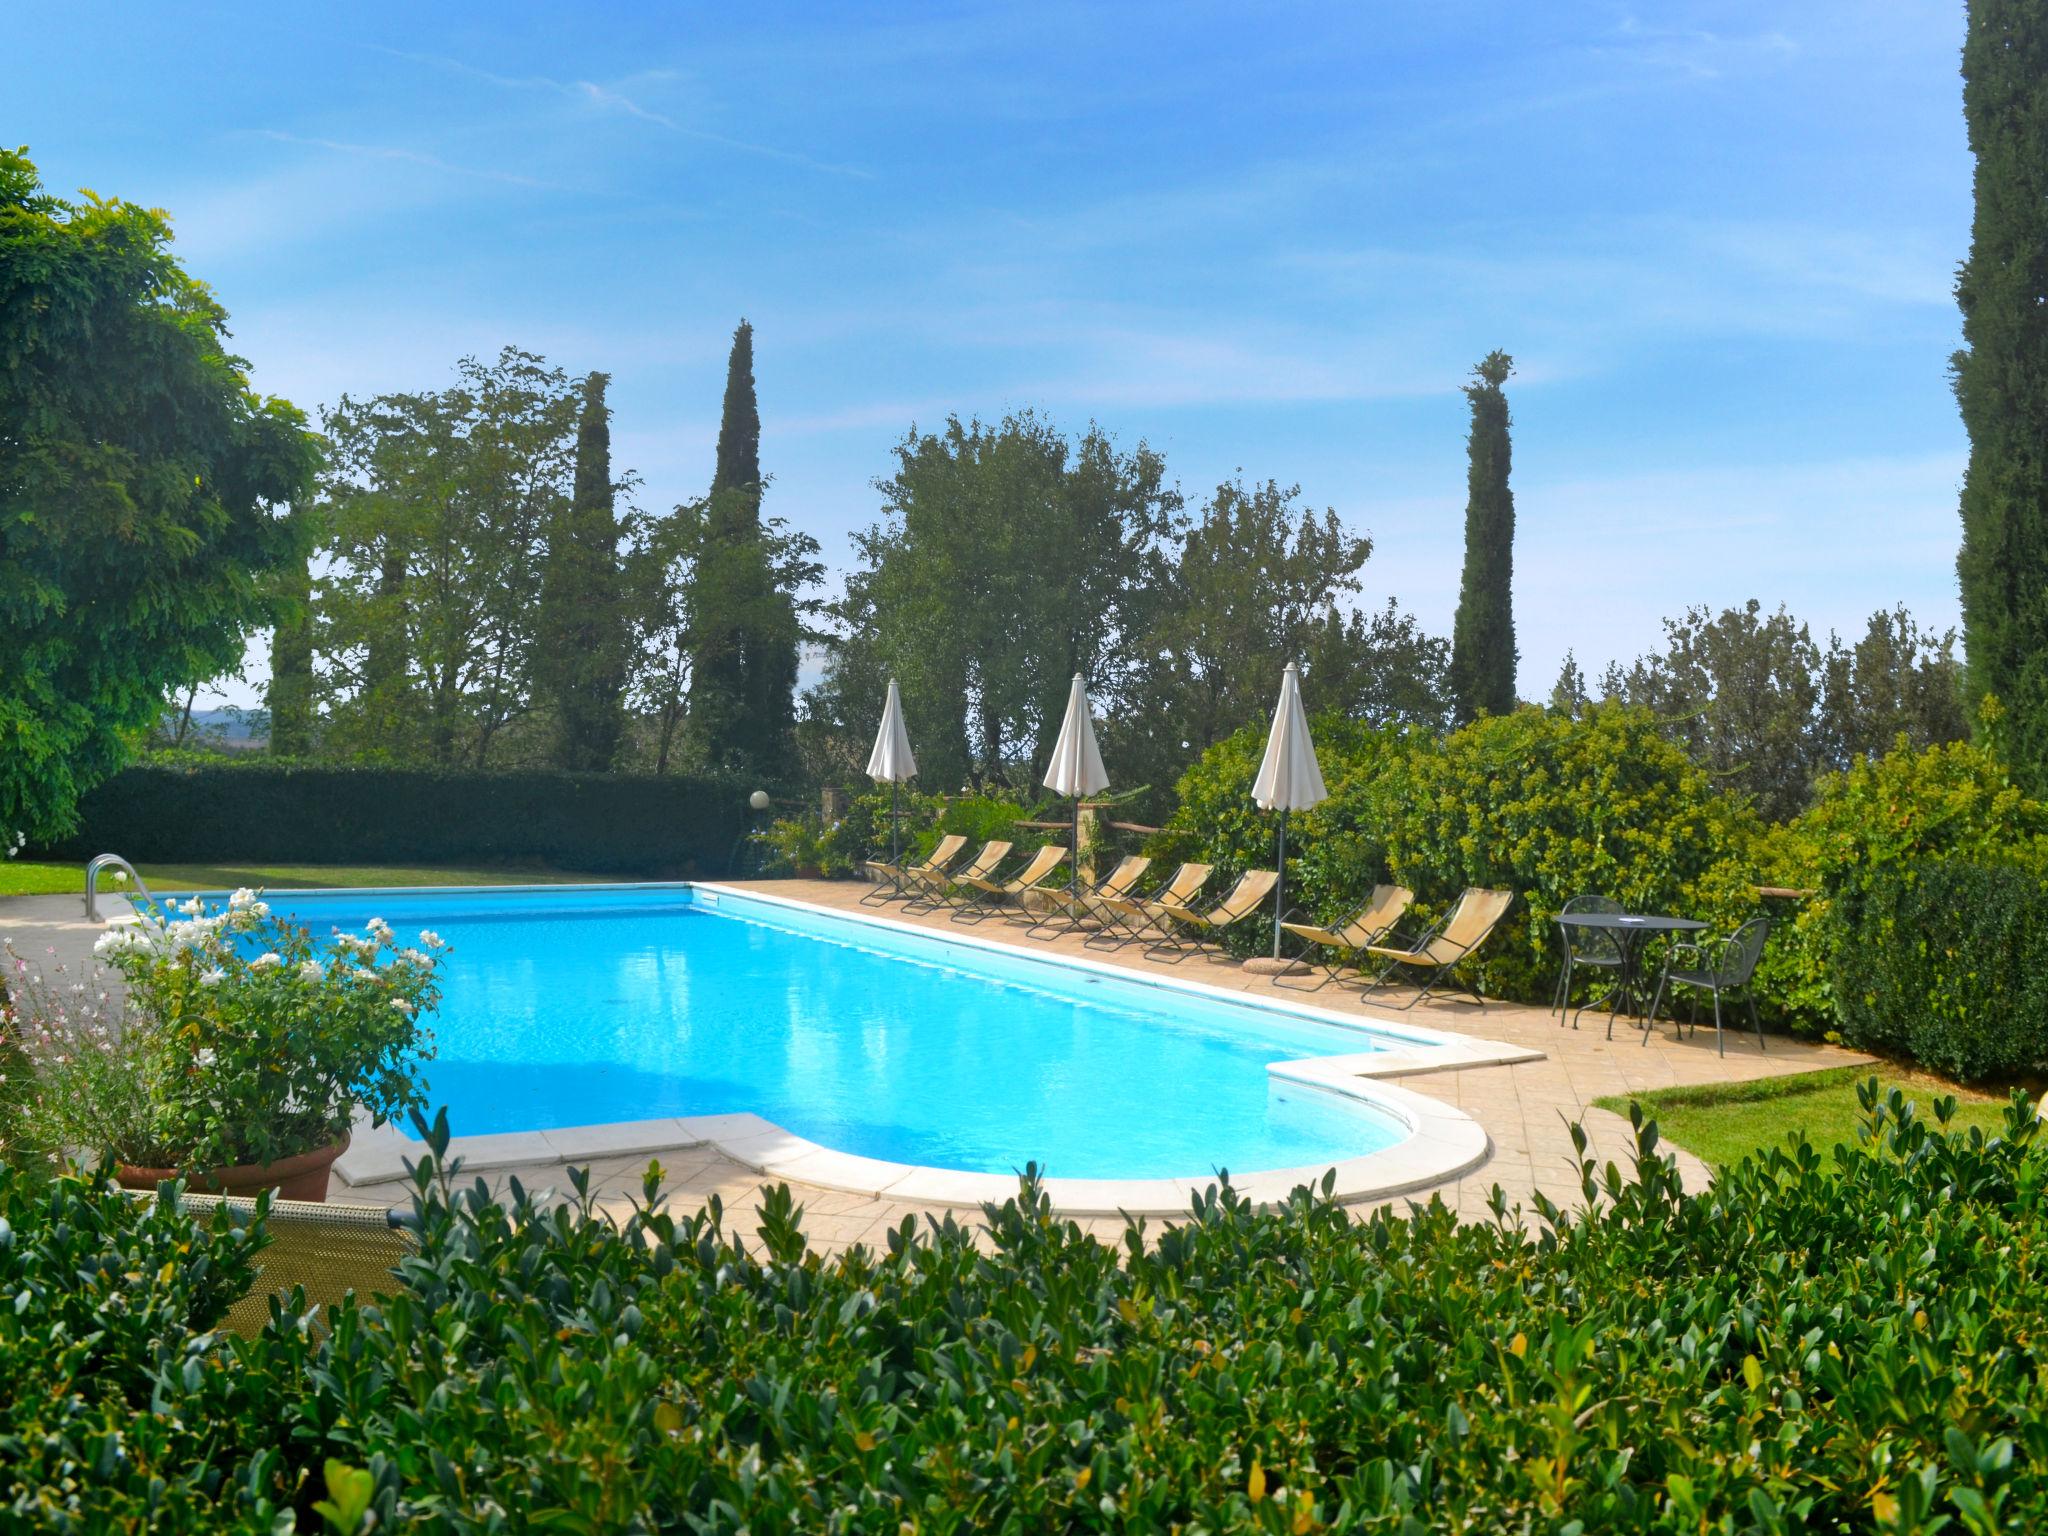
[3, 889, 442, 1175]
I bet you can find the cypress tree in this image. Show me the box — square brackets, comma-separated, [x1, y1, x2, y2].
[267, 551, 314, 756]
[1448, 349, 1519, 724]
[1955, 0, 2048, 792]
[537, 371, 628, 770]
[711, 319, 761, 507]
[690, 320, 803, 770]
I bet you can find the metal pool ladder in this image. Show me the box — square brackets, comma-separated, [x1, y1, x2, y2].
[84, 853, 156, 923]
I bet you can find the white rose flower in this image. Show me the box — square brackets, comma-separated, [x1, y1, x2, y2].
[299, 960, 325, 983]
[228, 887, 257, 911]
[111, 869, 130, 886]
[390, 997, 416, 1016]
[419, 930, 445, 949]
[250, 952, 283, 972]
[195, 1048, 217, 1068]
[197, 968, 224, 987]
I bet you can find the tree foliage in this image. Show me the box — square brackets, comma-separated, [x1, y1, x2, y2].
[1448, 349, 1518, 724]
[687, 320, 819, 772]
[1955, 0, 2048, 793]
[0, 147, 319, 839]
[534, 371, 631, 770]
[815, 412, 1180, 789]
[1114, 477, 1372, 789]
[313, 349, 579, 767]
[1599, 600, 1967, 822]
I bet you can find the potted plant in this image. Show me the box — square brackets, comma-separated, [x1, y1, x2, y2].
[1, 889, 441, 1201]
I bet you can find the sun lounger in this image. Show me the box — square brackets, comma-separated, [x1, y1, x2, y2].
[1086, 861, 1213, 949]
[1025, 854, 1152, 937]
[912, 839, 1012, 910]
[1144, 868, 1279, 959]
[863, 833, 967, 905]
[1277, 883, 1415, 990]
[1360, 887, 1515, 1009]
[952, 843, 1069, 922]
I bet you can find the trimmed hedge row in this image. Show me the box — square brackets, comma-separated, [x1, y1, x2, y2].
[34, 759, 764, 875]
[1834, 856, 2048, 1083]
[6, 1095, 2048, 1530]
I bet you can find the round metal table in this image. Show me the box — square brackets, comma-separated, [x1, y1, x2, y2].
[1554, 911, 1707, 1036]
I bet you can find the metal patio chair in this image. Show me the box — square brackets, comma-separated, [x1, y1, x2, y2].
[1553, 893, 1626, 1028]
[1646, 915, 1771, 1057]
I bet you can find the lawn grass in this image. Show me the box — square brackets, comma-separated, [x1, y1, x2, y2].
[0, 860, 627, 898]
[1593, 1065, 2022, 1170]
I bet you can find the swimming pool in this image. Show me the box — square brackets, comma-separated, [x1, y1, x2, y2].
[224, 883, 1465, 1186]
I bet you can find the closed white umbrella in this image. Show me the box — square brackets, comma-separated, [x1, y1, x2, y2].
[1043, 674, 1109, 894]
[1252, 662, 1327, 960]
[866, 679, 918, 863]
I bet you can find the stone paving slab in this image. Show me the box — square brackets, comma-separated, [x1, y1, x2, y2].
[1, 881, 1877, 1257]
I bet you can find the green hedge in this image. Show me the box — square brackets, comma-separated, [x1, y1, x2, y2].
[1156, 705, 1759, 995]
[1833, 856, 2048, 1083]
[34, 759, 763, 875]
[7, 1096, 2048, 1530]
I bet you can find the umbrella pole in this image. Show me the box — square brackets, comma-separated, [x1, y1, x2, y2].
[1071, 796, 1082, 895]
[1272, 810, 1287, 960]
[890, 781, 900, 865]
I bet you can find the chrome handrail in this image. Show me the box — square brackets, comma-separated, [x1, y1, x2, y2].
[83, 853, 156, 923]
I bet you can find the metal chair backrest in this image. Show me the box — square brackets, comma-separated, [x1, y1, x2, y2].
[1211, 869, 1278, 921]
[957, 841, 1013, 881]
[918, 834, 968, 872]
[1340, 884, 1414, 945]
[1717, 916, 1771, 986]
[1154, 862, 1213, 906]
[1429, 888, 1514, 960]
[1561, 893, 1625, 960]
[1009, 844, 1068, 888]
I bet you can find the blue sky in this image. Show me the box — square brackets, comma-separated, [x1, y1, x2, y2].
[13, 1, 1972, 706]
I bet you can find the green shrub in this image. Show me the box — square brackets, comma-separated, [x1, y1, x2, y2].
[1833, 856, 2048, 1083]
[33, 759, 762, 875]
[1155, 716, 1417, 956]
[1732, 735, 2048, 1038]
[1384, 705, 1760, 999]
[12, 1097, 2048, 1530]
[1157, 705, 1758, 992]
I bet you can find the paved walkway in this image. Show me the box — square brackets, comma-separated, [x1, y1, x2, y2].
[1, 880, 1872, 1254]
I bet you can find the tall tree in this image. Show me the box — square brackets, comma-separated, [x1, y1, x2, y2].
[813, 412, 1178, 789]
[1448, 350, 1518, 725]
[0, 148, 318, 838]
[689, 320, 816, 771]
[1954, 0, 2048, 792]
[316, 348, 579, 767]
[1603, 600, 1822, 822]
[267, 550, 316, 756]
[535, 372, 630, 770]
[1301, 597, 1454, 734]
[1116, 477, 1372, 787]
[1818, 606, 1969, 769]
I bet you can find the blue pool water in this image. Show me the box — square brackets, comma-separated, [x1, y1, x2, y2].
[233, 886, 1406, 1179]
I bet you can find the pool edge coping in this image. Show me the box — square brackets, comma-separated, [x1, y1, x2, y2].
[303, 878, 1530, 1214]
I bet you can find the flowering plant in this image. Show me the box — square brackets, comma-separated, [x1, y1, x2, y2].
[3, 890, 441, 1173]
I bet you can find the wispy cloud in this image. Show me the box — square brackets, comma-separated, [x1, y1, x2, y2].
[367, 44, 874, 180]
[1598, 16, 1800, 81]
[253, 129, 559, 190]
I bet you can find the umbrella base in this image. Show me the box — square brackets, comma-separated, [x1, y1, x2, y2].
[1241, 956, 1312, 977]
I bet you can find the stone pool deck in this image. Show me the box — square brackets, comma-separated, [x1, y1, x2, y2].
[0, 880, 1874, 1254]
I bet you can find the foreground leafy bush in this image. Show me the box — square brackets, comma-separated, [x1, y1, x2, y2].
[1833, 856, 2048, 1082]
[11, 1093, 2048, 1530]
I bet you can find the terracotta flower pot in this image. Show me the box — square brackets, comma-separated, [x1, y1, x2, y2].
[116, 1134, 350, 1203]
